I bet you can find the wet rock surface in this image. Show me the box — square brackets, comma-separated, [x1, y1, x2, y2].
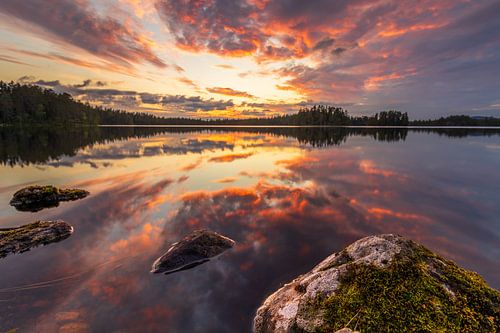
[151, 230, 235, 274]
[9, 185, 89, 212]
[254, 234, 500, 333]
[0, 220, 74, 258]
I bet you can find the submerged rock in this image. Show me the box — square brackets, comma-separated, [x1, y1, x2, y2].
[151, 230, 235, 275]
[10, 185, 89, 212]
[0, 220, 74, 258]
[254, 234, 500, 333]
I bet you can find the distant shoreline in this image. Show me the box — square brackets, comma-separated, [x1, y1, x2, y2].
[3, 124, 499, 167]
[97, 124, 500, 129]
[3, 83, 500, 128]
[3, 123, 500, 130]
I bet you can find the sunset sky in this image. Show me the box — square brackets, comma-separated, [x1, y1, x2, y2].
[1, 0, 499, 118]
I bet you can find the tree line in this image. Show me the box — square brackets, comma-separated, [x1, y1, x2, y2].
[1, 81, 498, 126]
[0, 82, 205, 126]
[411, 115, 500, 126]
[0, 127, 410, 166]
[4, 125, 499, 167]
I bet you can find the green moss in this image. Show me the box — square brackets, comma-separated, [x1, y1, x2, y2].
[0, 221, 48, 242]
[10, 185, 89, 212]
[40, 185, 59, 194]
[314, 246, 500, 332]
[59, 188, 88, 197]
[320, 249, 353, 271]
[1, 221, 73, 258]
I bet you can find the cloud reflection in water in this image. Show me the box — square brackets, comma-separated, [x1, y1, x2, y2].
[0, 129, 499, 332]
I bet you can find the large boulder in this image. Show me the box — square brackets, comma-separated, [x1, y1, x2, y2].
[151, 229, 235, 274]
[10, 185, 89, 212]
[254, 234, 500, 332]
[0, 220, 74, 258]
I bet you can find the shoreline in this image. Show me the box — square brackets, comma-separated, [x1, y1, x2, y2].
[2, 123, 500, 130]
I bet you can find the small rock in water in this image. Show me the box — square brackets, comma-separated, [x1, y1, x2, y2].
[151, 230, 235, 275]
[0, 220, 74, 258]
[10, 185, 89, 212]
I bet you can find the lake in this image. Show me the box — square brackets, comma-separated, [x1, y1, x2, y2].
[1, 126, 499, 332]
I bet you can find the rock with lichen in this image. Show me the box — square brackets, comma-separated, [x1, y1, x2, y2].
[9, 185, 89, 212]
[0, 220, 74, 258]
[253, 234, 500, 333]
[151, 229, 235, 274]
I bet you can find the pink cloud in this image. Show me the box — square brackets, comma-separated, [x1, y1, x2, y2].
[0, 0, 165, 68]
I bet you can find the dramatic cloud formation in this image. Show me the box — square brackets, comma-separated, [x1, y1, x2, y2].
[1, 0, 500, 117]
[154, 0, 500, 115]
[0, 0, 165, 68]
[154, 0, 453, 61]
[154, 0, 364, 59]
[18, 77, 235, 114]
[208, 152, 254, 163]
[17, 76, 326, 117]
[270, 0, 500, 105]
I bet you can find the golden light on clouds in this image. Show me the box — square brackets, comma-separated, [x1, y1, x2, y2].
[0, 0, 499, 118]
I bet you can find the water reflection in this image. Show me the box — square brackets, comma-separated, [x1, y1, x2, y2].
[0, 128, 499, 332]
[3, 126, 500, 166]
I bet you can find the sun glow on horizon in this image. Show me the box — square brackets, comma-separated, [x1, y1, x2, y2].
[1, 0, 499, 118]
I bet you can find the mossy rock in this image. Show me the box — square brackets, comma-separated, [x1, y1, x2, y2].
[253, 234, 500, 332]
[9, 185, 89, 212]
[0, 220, 73, 258]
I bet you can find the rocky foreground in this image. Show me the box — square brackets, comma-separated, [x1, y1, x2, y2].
[254, 234, 500, 332]
[0, 220, 74, 258]
[151, 229, 235, 274]
[9, 185, 89, 212]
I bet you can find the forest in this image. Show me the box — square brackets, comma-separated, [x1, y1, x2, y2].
[0, 81, 204, 125]
[1, 81, 498, 126]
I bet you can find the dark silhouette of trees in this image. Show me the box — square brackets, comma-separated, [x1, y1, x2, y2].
[0, 127, 411, 166]
[0, 82, 411, 126]
[210, 107, 409, 126]
[411, 115, 500, 126]
[2, 81, 498, 127]
[0, 81, 205, 126]
[3, 125, 499, 167]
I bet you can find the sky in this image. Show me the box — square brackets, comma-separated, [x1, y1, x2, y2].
[0, 0, 499, 119]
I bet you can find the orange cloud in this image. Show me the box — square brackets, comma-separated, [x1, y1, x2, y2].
[214, 64, 236, 69]
[364, 73, 403, 91]
[109, 223, 162, 255]
[275, 84, 299, 92]
[359, 160, 397, 177]
[367, 207, 430, 222]
[179, 158, 203, 171]
[177, 77, 198, 88]
[207, 87, 255, 98]
[213, 177, 238, 183]
[379, 23, 444, 37]
[208, 152, 254, 163]
[120, 0, 156, 19]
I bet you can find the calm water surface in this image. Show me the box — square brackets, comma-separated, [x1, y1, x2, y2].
[1, 127, 499, 332]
